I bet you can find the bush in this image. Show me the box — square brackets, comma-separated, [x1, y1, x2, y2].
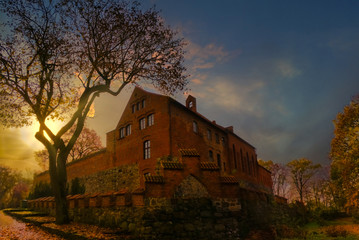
[28, 181, 53, 199]
[275, 225, 307, 239]
[325, 226, 348, 238]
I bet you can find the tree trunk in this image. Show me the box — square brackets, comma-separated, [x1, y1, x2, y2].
[49, 154, 70, 224]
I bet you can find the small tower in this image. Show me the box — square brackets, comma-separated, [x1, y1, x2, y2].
[186, 95, 197, 112]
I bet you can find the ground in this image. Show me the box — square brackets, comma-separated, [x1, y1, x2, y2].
[0, 210, 65, 240]
[283, 217, 359, 240]
[0, 209, 132, 240]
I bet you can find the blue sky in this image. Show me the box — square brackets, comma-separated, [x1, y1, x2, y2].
[136, 0, 359, 165]
[1, 0, 359, 175]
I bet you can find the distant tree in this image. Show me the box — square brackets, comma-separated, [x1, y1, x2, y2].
[258, 159, 289, 197]
[0, 165, 20, 208]
[35, 126, 103, 171]
[287, 158, 321, 203]
[330, 96, 359, 210]
[0, 0, 187, 224]
[10, 180, 30, 207]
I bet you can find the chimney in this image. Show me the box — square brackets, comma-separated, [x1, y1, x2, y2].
[186, 95, 197, 112]
[226, 126, 234, 133]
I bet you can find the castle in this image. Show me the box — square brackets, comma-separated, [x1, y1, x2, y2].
[34, 87, 272, 200]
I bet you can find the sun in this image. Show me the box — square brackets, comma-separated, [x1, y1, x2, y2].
[19, 118, 64, 151]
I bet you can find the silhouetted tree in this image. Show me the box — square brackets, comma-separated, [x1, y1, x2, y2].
[35, 126, 103, 171]
[0, 0, 187, 223]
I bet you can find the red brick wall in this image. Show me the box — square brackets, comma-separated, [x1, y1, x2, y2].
[33, 87, 273, 198]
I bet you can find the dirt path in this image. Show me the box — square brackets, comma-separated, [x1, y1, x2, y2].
[0, 210, 65, 240]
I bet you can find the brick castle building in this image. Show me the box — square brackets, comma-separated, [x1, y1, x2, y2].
[34, 87, 272, 199]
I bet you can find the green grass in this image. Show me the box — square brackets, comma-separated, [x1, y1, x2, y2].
[281, 217, 359, 240]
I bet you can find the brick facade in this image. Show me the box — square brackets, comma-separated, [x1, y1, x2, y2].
[34, 87, 272, 198]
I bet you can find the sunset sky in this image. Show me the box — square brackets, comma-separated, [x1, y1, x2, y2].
[1, 0, 359, 175]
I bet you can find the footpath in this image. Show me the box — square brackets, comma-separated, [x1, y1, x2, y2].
[1, 209, 130, 240]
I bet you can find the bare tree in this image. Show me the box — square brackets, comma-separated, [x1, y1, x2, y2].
[258, 159, 289, 197]
[0, 0, 187, 223]
[35, 126, 103, 171]
[287, 158, 321, 203]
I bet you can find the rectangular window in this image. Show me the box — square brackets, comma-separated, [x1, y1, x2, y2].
[209, 150, 213, 162]
[132, 104, 136, 113]
[193, 121, 198, 133]
[144, 140, 150, 159]
[136, 102, 140, 111]
[141, 99, 146, 109]
[217, 154, 221, 169]
[215, 133, 219, 144]
[207, 129, 212, 141]
[139, 118, 146, 130]
[126, 124, 131, 136]
[120, 128, 125, 138]
[147, 114, 154, 126]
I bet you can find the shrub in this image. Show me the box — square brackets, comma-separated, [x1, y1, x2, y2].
[325, 226, 348, 238]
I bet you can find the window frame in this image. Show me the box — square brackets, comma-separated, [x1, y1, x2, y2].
[139, 117, 146, 130]
[144, 140, 151, 159]
[147, 114, 154, 126]
[119, 127, 125, 138]
[193, 121, 198, 133]
[207, 129, 212, 141]
[126, 124, 131, 136]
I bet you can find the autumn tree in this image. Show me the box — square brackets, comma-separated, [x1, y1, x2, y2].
[35, 126, 103, 171]
[0, 0, 187, 223]
[0, 165, 20, 208]
[287, 158, 321, 203]
[258, 159, 289, 197]
[330, 96, 359, 210]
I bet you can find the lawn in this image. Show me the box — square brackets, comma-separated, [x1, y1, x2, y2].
[282, 217, 359, 240]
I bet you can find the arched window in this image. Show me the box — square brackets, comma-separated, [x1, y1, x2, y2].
[233, 144, 237, 169]
[247, 152, 251, 175]
[240, 149, 244, 172]
[144, 140, 151, 159]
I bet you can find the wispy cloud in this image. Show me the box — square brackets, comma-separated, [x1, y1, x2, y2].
[185, 40, 238, 72]
[276, 60, 301, 79]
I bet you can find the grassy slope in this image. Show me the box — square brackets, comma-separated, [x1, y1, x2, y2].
[284, 217, 359, 240]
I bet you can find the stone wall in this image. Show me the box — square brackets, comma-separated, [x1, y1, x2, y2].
[74, 164, 140, 193]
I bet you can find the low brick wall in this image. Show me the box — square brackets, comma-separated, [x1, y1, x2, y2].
[29, 193, 248, 240]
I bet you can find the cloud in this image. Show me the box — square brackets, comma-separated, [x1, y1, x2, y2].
[0, 128, 41, 177]
[276, 60, 301, 79]
[184, 40, 238, 74]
